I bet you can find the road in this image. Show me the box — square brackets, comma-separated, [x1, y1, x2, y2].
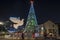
[0, 38, 59, 40]
[0, 38, 43, 40]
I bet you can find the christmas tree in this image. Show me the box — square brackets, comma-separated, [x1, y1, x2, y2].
[24, 0, 38, 32]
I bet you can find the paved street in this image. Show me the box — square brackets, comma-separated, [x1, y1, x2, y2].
[0, 38, 59, 40]
[0, 38, 34, 40]
[0, 36, 59, 40]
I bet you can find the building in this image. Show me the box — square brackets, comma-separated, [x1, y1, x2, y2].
[56, 23, 60, 39]
[39, 20, 59, 38]
[57, 23, 60, 35]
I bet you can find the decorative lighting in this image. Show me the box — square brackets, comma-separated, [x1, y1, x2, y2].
[9, 17, 24, 29]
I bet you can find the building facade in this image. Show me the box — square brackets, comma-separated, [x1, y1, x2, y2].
[39, 20, 59, 38]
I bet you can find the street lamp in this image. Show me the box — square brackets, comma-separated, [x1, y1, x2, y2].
[41, 27, 44, 30]
[0, 22, 4, 25]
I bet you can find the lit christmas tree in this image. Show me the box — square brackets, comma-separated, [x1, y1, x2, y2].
[24, 0, 38, 32]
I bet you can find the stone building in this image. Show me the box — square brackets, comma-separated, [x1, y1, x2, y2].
[39, 20, 59, 38]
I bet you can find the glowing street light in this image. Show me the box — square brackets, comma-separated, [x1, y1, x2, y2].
[41, 27, 44, 30]
[0, 22, 4, 25]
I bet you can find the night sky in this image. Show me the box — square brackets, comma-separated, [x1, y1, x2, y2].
[0, 0, 60, 25]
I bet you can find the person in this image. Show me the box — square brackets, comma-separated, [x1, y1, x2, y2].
[19, 32, 22, 39]
[32, 33, 35, 38]
[49, 33, 53, 40]
[35, 32, 39, 40]
[21, 33, 24, 40]
[44, 33, 49, 40]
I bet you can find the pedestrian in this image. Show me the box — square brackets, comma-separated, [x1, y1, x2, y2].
[32, 33, 35, 40]
[19, 32, 21, 39]
[44, 33, 47, 40]
[49, 33, 53, 40]
[21, 33, 24, 40]
[35, 32, 39, 40]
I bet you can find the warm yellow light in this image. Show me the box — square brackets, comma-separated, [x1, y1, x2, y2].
[41, 27, 44, 30]
[0, 22, 4, 25]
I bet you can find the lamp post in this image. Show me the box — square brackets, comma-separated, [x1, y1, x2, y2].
[40, 26, 44, 37]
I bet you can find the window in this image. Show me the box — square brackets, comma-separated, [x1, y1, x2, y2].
[53, 25, 54, 28]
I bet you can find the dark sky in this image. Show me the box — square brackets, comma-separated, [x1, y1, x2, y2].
[0, 0, 60, 24]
